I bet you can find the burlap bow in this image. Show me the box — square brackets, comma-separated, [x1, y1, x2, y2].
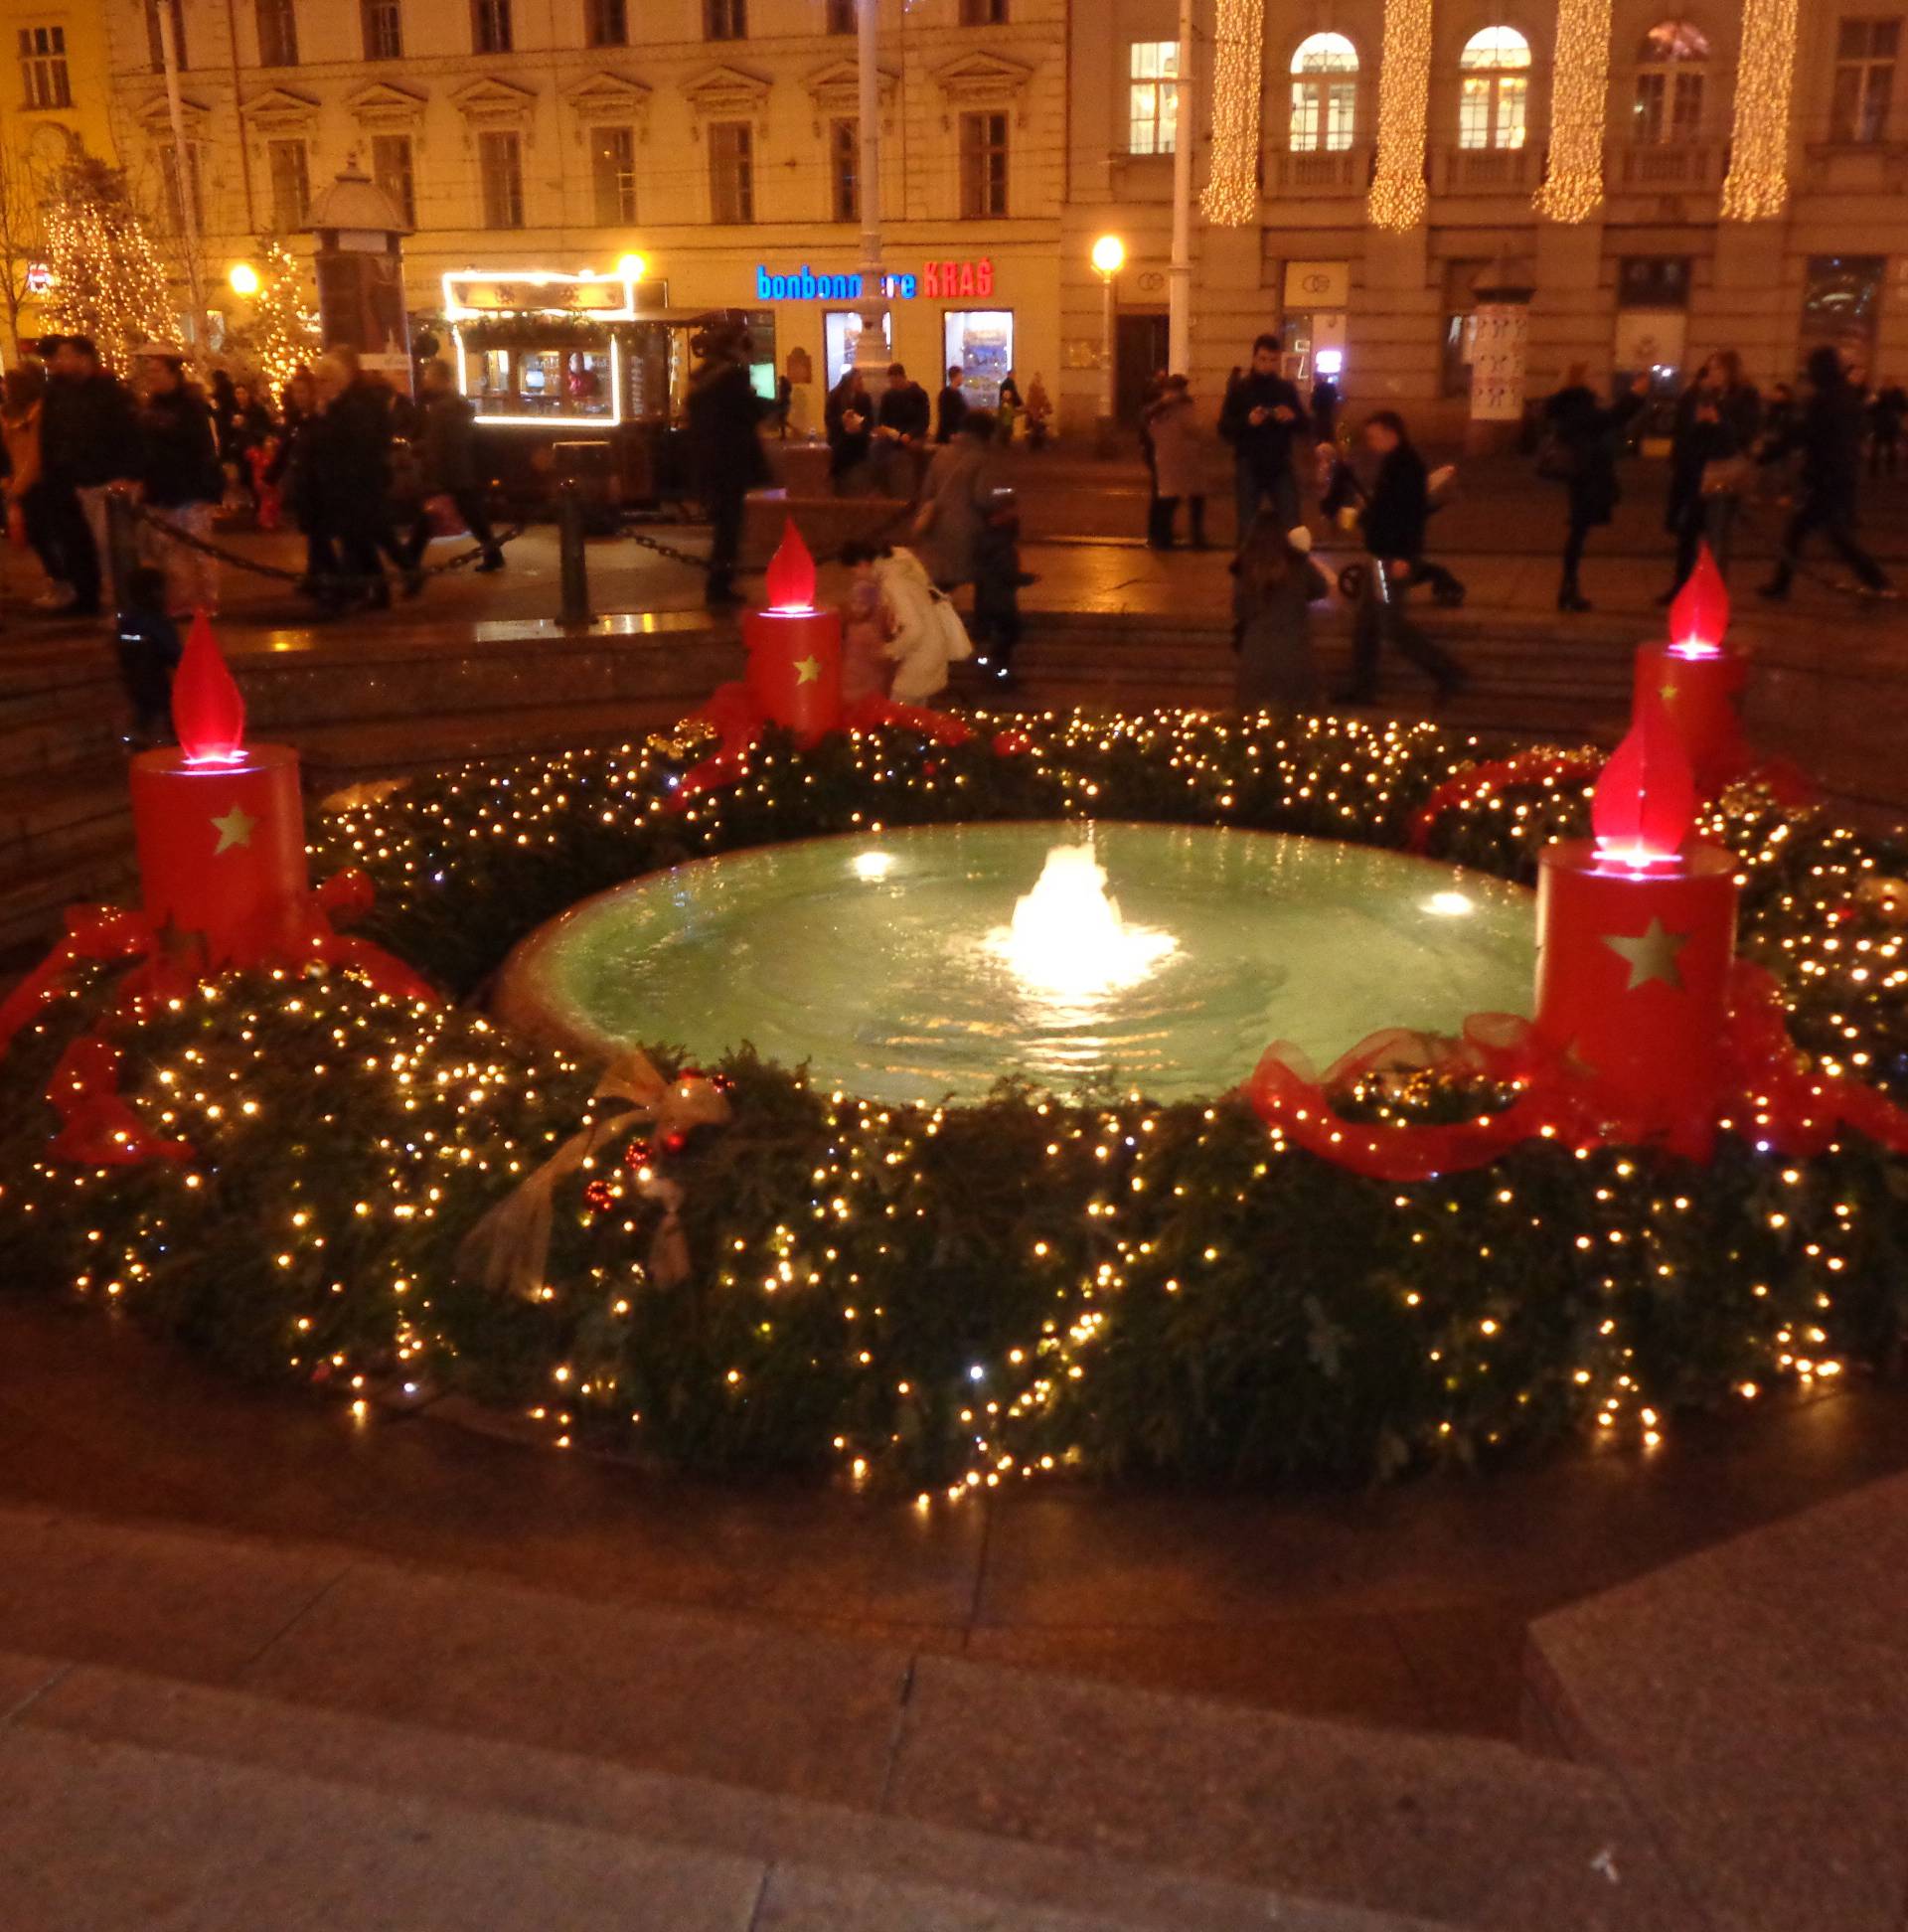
[456, 1050, 730, 1299]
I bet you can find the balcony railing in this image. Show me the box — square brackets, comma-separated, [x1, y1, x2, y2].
[1272, 145, 1370, 196]
[1434, 144, 1539, 195]
[1610, 139, 1725, 192]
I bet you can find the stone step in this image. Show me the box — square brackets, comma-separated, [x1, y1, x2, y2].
[0, 1505, 1687, 1931]
[0, 836, 134, 956]
[0, 762, 130, 860]
[2, 1657, 1428, 1932]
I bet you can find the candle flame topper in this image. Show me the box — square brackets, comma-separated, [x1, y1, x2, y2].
[1669, 542, 1731, 656]
[172, 609, 246, 764]
[1593, 687, 1697, 861]
[764, 518, 817, 613]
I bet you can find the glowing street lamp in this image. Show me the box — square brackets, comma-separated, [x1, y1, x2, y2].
[1091, 235, 1125, 458]
[228, 261, 260, 298]
[615, 252, 647, 287]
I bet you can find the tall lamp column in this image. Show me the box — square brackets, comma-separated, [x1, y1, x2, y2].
[1092, 234, 1125, 460]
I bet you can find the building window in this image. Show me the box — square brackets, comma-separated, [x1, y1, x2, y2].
[1290, 31, 1358, 152]
[158, 142, 202, 234]
[826, 0, 855, 29]
[585, 0, 627, 46]
[362, 0, 402, 60]
[472, 0, 512, 54]
[372, 132, 415, 228]
[1630, 20, 1708, 143]
[146, 0, 187, 70]
[706, 0, 746, 39]
[959, 110, 1008, 217]
[18, 26, 70, 109]
[944, 310, 1014, 405]
[591, 124, 636, 225]
[830, 116, 859, 221]
[479, 129, 524, 228]
[266, 137, 309, 232]
[1802, 254, 1885, 369]
[255, 0, 298, 65]
[709, 120, 753, 223]
[1831, 19, 1900, 142]
[1127, 42, 1179, 154]
[960, 0, 1008, 22]
[1458, 26, 1530, 150]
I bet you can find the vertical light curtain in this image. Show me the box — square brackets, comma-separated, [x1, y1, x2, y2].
[1720, 0, 1800, 219]
[1367, 0, 1433, 231]
[1534, 0, 1613, 221]
[1199, 0, 1264, 224]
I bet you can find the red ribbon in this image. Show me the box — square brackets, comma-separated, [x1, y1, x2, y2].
[1407, 751, 1604, 854]
[46, 1035, 192, 1166]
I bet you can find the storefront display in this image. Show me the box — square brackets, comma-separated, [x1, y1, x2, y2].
[824, 309, 890, 391]
[943, 310, 1014, 404]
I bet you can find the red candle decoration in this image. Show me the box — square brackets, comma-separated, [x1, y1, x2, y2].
[1534, 690, 1739, 1140]
[128, 610, 310, 966]
[743, 518, 842, 743]
[1633, 543, 1749, 796]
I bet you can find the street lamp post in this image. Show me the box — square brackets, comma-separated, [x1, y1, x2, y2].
[853, 0, 888, 378]
[1091, 234, 1125, 459]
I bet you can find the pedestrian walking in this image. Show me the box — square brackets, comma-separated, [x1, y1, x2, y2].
[911, 408, 996, 591]
[113, 564, 182, 748]
[402, 359, 504, 585]
[1540, 364, 1650, 612]
[1661, 351, 1760, 599]
[1310, 373, 1341, 446]
[1024, 373, 1052, 450]
[40, 335, 139, 618]
[225, 380, 274, 511]
[266, 370, 325, 579]
[935, 365, 968, 443]
[873, 362, 931, 499]
[1868, 377, 1907, 478]
[308, 346, 399, 608]
[1759, 345, 1897, 601]
[825, 368, 875, 495]
[1343, 411, 1467, 707]
[1, 362, 69, 609]
[1232, 515, 1327, 711]
[684, 317, 767, 609]
[970, 482, 1027, 686]
[995, 372, 1023, 445]
[131, 341, 224, 617]
[1143, 375, 1208, 550]
[1218, 334, 1309, 541]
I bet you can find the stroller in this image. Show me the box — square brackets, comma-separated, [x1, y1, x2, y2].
[1320, 452, 1467, 607]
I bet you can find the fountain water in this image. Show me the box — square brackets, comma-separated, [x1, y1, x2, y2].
[985, 840, 1178, 1005]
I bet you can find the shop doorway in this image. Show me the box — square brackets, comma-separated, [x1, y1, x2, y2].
[1115, 312, 1171, 422]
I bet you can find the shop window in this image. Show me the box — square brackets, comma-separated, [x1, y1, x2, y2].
[362, 0, 402, 61]
[1458, 26, 1529, 150]
[825, 309, 889, 392]
[961, 0, 1008, 22]
[959, 111, 1008, 218]
[472, 0, 512, 54]
[944, 310, 1014, 407]
[1801, 255, 1885, 372]
[831, 117, 860, 222]
[1290, 31, 1358, 152]
[705, 0, 746, 40]
[267, 137, 309, 233]
[1617, 256, 1690, 307]
[146, 0, 186, 70]
[1631, 21, 1708, 143]
[585, 0, 627, 46]
[479, 129, 525, 229]
[255, 0, 298, 67]
[591, 125, 637, 225]
[372, 134, 415, 229]
[18, 26, 70, 109]
[1831, 19, 1899, 142]
[826, 0, 855, 28]
[1127, 42, 1179, 155]
[710, 120, 753, 224]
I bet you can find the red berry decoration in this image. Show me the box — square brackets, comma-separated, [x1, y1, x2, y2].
[583, 1177, 616, 1212]
[624, 1137, 653, 1170]
[661, 1129, 689, 1156]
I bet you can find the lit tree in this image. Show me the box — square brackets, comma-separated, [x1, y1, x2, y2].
[231, 235, 319, 401]
[42, 155, 174, 367]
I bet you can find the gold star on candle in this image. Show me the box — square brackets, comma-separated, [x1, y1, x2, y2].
[1658, 681, 1678, 704]
[795, 656, 821, 685]
[212, 803, 256, 855]
[1603, 916, 1688, 991]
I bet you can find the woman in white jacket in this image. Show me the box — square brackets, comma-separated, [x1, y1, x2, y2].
[859, 543, 971, 701]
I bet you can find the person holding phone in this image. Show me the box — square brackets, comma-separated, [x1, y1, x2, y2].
[1218, 334, 1310, 543]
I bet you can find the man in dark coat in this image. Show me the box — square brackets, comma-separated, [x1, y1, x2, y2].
[1761, 346, 1895, 600]
[309, 347, 398, 606]
[873, 361, 930, 498]
[41, 335, 139, 616]
[1217, 334, 1309, 541]
[685, 321, 766, 608]
[825, 368, 874, 494]
[935, 365, 968, 443]
[1542, 365, 1649, 611]
[403, 359, 502, 578]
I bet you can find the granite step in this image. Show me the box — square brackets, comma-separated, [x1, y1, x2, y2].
[0, 1506, 1689, 1931]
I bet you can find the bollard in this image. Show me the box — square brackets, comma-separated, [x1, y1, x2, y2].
[104, 483, 141, 608]
[556, 477, 591, 626]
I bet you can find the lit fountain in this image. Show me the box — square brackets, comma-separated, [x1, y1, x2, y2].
[985, 840, 1178, 1005]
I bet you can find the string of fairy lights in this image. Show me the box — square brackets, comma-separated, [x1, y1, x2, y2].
[1367, 0, 1433, 233]
[3, 711, 1904, 1499]
[1533, 0, 1613, 225]
[1198, 0, 1263, 226]
[1720, 0, 1801, 220]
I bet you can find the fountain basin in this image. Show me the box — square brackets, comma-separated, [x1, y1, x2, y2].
[495, 822, 1535, 1106]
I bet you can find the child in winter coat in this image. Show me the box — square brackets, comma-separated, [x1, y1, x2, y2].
[1231, 515, 1328, 711]
[856, 543, 970, 702]
[837, 539, 895, 703]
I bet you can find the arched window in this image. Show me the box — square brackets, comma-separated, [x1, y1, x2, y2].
[1289, 32, 1359, 152]
[1458, 26, 1531, 150]
[1632, 20, 1711, 143]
